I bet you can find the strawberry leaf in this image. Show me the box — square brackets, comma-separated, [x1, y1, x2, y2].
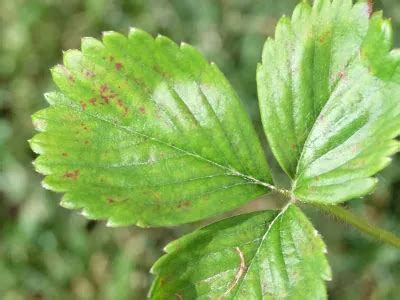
[30, 29, 272, 227]
[257, 0, 400, 203]
[150, 204, 331, 299]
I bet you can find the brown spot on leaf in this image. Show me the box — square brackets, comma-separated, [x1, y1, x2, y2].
[115, 63, 123, 71]
[107, 197, 115, 204]
[139, 106, 146, 114]
[319, 31, 331, 43]
[337, 71, 346, 80]
[109, 56, 114, 62]
[84, 140, 89, 145]
[80, 100, 87, 110]
[84, 70, 96, 78]
[62, 152, 68, 157]
[80, 123, 89, 131]
[177, 200, 192, 209]
[63, 169, 80, 180]
[117, 99, 129, 116]
[89, 98, 97, 106]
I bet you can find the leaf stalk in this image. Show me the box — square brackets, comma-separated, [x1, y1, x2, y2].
[313, 203, 400, 250]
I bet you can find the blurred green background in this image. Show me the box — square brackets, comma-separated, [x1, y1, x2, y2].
[1, 0, 400, 299]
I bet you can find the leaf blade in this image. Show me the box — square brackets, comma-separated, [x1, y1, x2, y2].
[150, 205, 331, 299]
[257, 0, 400, 203]
[30, 29, 272, 226]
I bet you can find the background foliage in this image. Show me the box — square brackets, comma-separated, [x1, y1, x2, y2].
[1, 0, 400, 299]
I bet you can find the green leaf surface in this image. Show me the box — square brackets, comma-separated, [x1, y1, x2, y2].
[30, 29, 272, 227]
[257, 0, 400, 203]
[150, 204, 331, 299]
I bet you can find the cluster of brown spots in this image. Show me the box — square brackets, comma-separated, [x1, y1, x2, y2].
[80, 100, 87, 110]
[117, 99, 129, 115]
[62, 152, 68, 157]
[63, 169, 80, 180]
[115, 63, 123, 71]
[177, 200, 191, 209]
[68, 75, 76, 83]
[80, 123, 89, 131]
[99, 84, 117, 104]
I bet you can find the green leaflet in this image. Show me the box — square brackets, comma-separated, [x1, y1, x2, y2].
[257, 0, 400, 203]
[150, 204, 331, 299]
[30, 29, 272, 227]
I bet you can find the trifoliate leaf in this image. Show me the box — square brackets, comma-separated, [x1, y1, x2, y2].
[257, 0, 400, 203]
[150, 204, 331, 299]
[30, 29, 272, 227]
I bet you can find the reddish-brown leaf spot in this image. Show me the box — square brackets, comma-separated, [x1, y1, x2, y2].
[115, 63, 123, 71]
[89, 98, 97, 106]
[100, 84, 109, 93]
[80, 100, 87, 110]
[107, 197, 115, 204]
[62, 152, 68, 157]
[139, 106, 146, 114]
[291, 144, 297, 150]
[319, 31, 331, 43]
[63, 169, 80, 180]
[337, 71, 346, 80]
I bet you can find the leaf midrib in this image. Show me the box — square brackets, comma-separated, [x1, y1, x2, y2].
[229, 204, 291, 298]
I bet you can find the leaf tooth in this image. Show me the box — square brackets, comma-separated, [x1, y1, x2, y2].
[63, 49, 84, 71]
[32, 157, 52, 175]
[128, 26, 153, 41]
[292, 0, 312, 24]
[275, 15, 292, 42]
[41, 180, 53, 191]
[80, 209, 91, 218]
[31, 113, 47, 132]
[155, 33, 179, 51]
[81, 36, 104, 54]
[102, 30, 127, 49]
[60, 198, 78, 209]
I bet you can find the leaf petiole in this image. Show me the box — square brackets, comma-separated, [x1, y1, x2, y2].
[312, 203, 400, 250]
